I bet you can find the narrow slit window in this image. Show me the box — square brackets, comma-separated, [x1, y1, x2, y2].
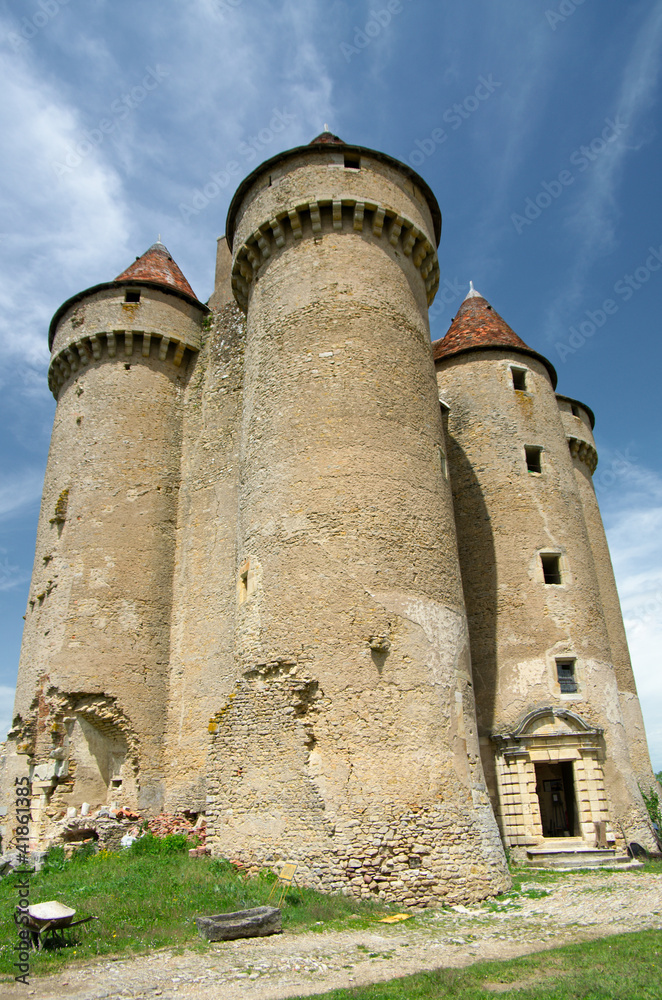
[344, 153, 360, 169]
[525, 446, 543, 473]
[556, 658, 578, 693]
[541, 553, 562, 585]
[124, 289, 141, 303]
[511, 367, 527, 391]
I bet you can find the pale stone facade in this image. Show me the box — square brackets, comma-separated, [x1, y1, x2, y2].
[0, 134, 657, 902]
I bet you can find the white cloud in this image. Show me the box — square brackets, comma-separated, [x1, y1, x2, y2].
[0, 552, 30, 593]
[599, 458, 662, 771]
[0, 470, 44, 522]
[0, 39, 131, 372]
[543, 1, 662, 331]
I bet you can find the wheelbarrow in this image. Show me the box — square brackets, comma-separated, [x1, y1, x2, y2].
[15, 901, 97, 950]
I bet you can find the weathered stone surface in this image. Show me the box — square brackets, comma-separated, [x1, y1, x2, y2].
[0, 138, 656, 900]
[195, 906, 281, 941]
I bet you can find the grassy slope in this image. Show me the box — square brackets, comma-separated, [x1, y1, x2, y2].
[0, 839, 384, 979]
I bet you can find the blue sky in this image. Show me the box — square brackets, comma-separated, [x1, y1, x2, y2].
[0, 0, 661, 770]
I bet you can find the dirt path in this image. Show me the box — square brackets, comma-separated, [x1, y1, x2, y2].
[5, 870, 662, 1000]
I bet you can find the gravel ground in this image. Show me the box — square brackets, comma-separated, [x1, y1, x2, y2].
[4, 869, 662, 1000]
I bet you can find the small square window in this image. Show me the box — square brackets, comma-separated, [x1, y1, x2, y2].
[556, 658, 578, 693]
[525, 446, 542, 473]
[124, 289, 141, 303]
[511, 367, 527, 391]
[344, 153, 360, 169]
[541, 553, 562, 585]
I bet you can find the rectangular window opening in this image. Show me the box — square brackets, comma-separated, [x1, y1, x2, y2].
[124, 289, 141, 303]
[511, 367, 527, 391]
[556, 658, 578, 693]
[344, 153, 361, 170]
[571, 404, 580, 417]
[541, 553, 562, 585]
[525, 446, 543, 474]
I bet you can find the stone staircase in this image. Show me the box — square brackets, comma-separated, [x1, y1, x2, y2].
[525, 838, 633, 869]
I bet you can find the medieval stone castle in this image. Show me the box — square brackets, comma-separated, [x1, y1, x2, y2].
[1, 133, 657, 904]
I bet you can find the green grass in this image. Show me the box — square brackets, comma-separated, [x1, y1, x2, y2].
[287, 930, 662, 999]
[0, 838, 387, 979]
[3, 846, 660, 985]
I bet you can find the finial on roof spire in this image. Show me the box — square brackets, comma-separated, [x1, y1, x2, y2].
[464, 280, 482, 301]
[324, 123, 329, 131]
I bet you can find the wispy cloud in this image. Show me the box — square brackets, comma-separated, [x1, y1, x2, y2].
[0, 40, 131, 373]
[599, 456, 662, 770]
[0, 552, 30, 593]
[0, 470, 44, 521]
[543, 1, 662, 333]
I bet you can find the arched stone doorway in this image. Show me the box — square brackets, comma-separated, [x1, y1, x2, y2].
[491, 708, 611, 850]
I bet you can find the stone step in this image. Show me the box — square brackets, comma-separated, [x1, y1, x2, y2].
[525, 846, 631, 869]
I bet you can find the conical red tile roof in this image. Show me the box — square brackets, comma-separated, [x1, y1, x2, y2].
[432, 285, 557, 386]
[309, 130, 344, 145]
[115, 241, 198, 300]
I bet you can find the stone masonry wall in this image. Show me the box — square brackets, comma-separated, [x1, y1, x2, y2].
[203, 147, 511, 904]
[436, 350, 655, 849]
[10, 286, 205, 831]
[557, 399, 658, 797]
[164, 292, 246, 813]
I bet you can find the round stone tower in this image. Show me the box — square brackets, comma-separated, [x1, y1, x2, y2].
[433, 286, 655, 854]
[11, 242, 206, 840]
[205, 134, 510, 904]
[556, 395, 658, 795]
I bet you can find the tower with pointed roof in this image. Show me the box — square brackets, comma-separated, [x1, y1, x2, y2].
[10, 241, 208, 837]
[2, 133, 657, 896]
[433, 285, 656, 852]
